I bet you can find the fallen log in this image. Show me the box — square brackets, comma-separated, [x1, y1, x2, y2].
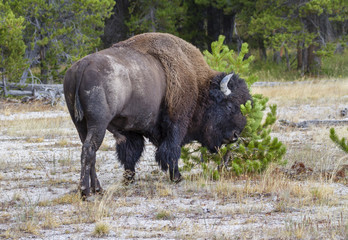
[279, 119, 348, 128]
[1, 83, 64, 106]
[0, 83, 63, 92]
[7, 90, 33, 96]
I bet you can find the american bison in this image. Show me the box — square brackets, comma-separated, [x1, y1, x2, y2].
[64, 33, 251, 197]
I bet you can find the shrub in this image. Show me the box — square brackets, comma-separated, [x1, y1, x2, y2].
[330, 128, 348, 153]
[181, 35, 286, 179]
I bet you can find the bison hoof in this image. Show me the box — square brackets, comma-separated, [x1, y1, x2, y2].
[123, 170, 135, 185]
[170, 174, 183, 183]
[80, 191, 91, 201]
[92, 187, 104, 195]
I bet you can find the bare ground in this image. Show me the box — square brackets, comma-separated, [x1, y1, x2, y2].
[0, 80, 347, 239]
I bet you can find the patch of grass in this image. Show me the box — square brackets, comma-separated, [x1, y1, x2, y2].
[92, 222, 111, 237]
[55, 139, 69, 147]
[3, 116, 73, 138]
[309, 185, 335, 205]
[0, 228, 18, 239]
[20, 220, 40, 235]
[0, 213, 11, 224]
[321, 51, 348, 78]
[41, 211, 60, 229]
[251, 51, 348, 81]
[12, 192, 23, 202]
[26, 137, 44, 143]
[251, 59, 302, 82]
[252, 79, 348, 104]
[38, 193, 81, 207]
[155, 182, 173, 197]
[0, 99, 65, 114]
[155, 209, 174, 220]
[58, 157, 72, 167]
[99, 142, 113, 151]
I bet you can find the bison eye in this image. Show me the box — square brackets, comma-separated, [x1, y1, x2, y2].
[226, 102, 235, 112]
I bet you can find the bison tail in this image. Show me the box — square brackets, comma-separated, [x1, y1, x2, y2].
[74, 60, 89, 122]
[74, 94, 84, 122]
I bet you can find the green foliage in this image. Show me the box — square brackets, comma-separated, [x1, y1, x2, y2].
[0, 2, 27, 83]
[203, 35, 257, 86]
[235, 96, 287, 173]
[194, 0, 254, 15]
[250, 49, 348, 81]
[321, 50, 348, 79]
[247, 0, 348, 74]
[126, 0, 186, 36]
[181, 36, 286, 178]
[7, 0, 114, 83]
[330, 128, 348, 153]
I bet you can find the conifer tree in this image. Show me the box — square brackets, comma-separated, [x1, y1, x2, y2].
[8, 0, 114, 83]
[126, 0, 186, 36]
[181, 36, 286, 179]
[330, 128, 348, 153]
[0, 2, 27, 92]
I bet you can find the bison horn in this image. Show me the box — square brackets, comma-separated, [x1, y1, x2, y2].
[220, 73, 233, 96]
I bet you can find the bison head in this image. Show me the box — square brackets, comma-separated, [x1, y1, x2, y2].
[197, 73, 251, 152]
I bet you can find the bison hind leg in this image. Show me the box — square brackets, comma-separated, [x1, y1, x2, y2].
[115, 132, 145, 183]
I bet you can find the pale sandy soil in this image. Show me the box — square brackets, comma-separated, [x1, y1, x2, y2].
[0, 80, 347, 239]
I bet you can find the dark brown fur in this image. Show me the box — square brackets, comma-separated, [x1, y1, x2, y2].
[64, 33, 251, 198]
[113, 33, 218, 121]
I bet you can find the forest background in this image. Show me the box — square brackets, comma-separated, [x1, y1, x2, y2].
[0, 0, 347, 86]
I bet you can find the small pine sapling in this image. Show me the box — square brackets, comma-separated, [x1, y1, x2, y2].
[181, 35, 286, 179]
[330, 128, 348, 153]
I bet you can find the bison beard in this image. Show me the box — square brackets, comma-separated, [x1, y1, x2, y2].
[64, 33, 251, 198]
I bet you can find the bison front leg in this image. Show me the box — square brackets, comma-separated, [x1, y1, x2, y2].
[155, 125, 183, 183]
[156, 143, 182, 182]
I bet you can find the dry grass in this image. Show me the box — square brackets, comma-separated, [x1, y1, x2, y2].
[0, 81, 347, 239]
[1, 116, 73, 138]
[92, 222, 111, 237]
[41, 211, 61, 229]
[0, 99, 66, 114]
[252, 79, 348, 105]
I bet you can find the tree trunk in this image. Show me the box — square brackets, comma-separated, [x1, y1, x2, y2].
[259, 38, 267, 60]
[233, 20, 242, 53]
[223, 13, 235, 45]
[207, 6, 222, 45]
[297, 41, 303, 70]
[307, 44, 316, 74]
[2, 70, 7, 97]
[285, 47, 290, 71]
[102, 0, 130, 48]
[301, 46, 308, 77]
[20, 44, 39, 84]
[40, 45, 48, 84]
[273, 50, 281, 64]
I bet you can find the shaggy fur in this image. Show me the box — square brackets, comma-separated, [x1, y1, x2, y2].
[113, 33, 218, 121]
[64, 33, 251, 197]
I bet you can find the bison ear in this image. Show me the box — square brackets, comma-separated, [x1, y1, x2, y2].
[209, 89, 224, 103]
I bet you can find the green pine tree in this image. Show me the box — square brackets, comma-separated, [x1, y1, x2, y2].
[126, 0, 186, 36]
[0, 2, 27, 90]
[330, 128, 348, 153]
[8, 0, 115, 83]
[181, 35, 286, 179]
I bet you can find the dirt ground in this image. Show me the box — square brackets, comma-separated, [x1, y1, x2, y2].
[0, 80, 347, 239]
